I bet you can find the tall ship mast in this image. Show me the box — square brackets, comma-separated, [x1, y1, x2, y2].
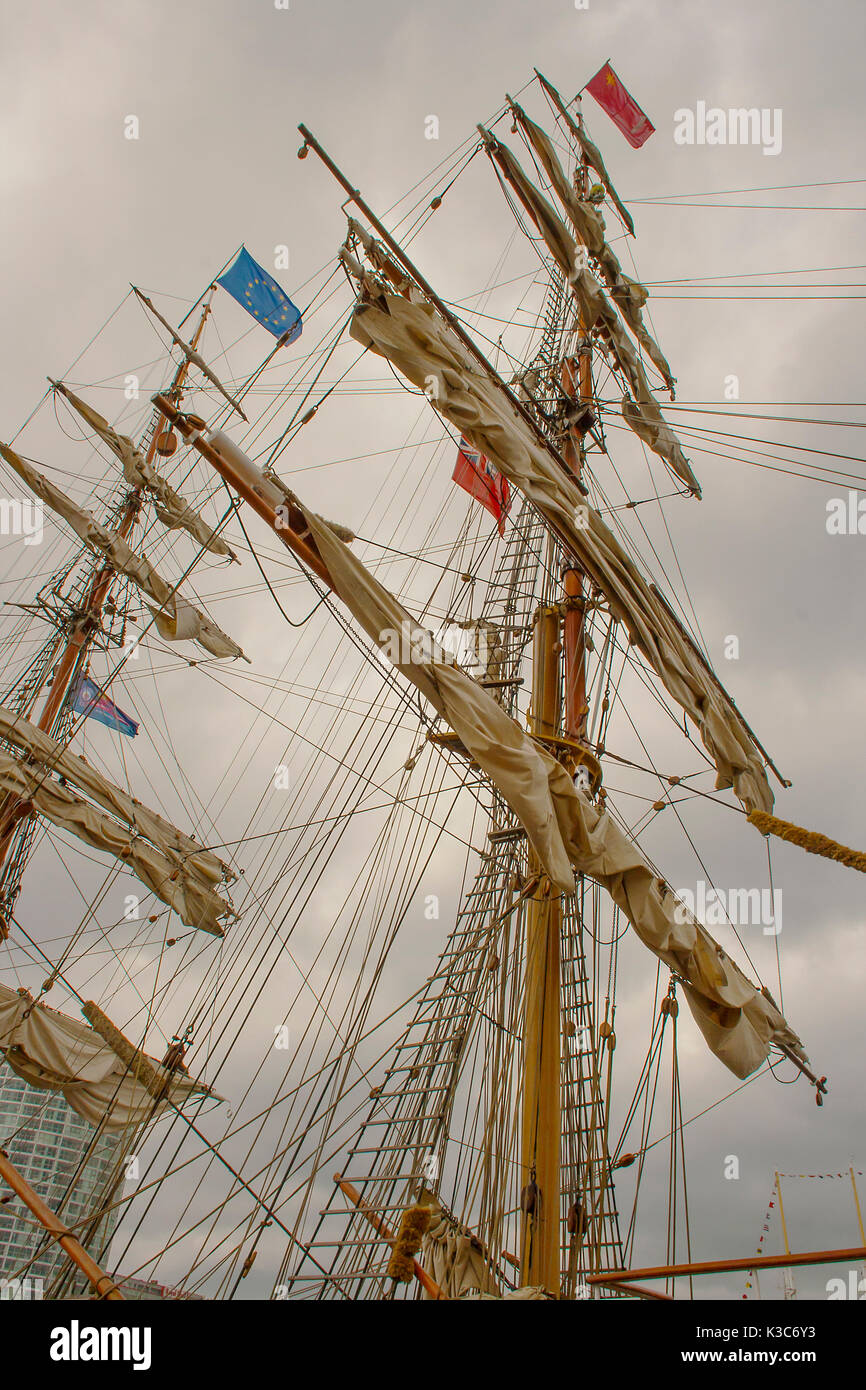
[0, 66, 862, 1304]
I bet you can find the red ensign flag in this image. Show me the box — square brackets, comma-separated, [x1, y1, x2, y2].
[585, 62, 654, 149]
[452, 437, 511, 537]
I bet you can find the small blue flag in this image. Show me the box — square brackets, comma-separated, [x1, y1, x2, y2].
[216, 247, 302, 342]
[72, 676, 138, 738]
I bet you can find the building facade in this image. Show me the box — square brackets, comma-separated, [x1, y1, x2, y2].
[112, 1273, 202, 1300]
[0, 1065, 122, 1292]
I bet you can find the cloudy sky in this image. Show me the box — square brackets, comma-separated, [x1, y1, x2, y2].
[1, 0, 864, 1301]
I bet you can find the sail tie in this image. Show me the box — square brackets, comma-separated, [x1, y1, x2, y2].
[386, 1204, 433, 1283]
[747, 809, 866, 874]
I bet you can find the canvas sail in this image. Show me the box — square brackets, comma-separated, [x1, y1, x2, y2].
[0, 704, 232, 890]
[0, 984, 215, 1128]
[296, 504, 803, 1078]
[535, 69, 636, 236]
[508, 102, 675, 394]
[53, 383, 237, 560]
[345, 288, 772, 816]
[477, 127, 697, 491]
[0, 750, 230, 935]
[0, 443, 245, 661]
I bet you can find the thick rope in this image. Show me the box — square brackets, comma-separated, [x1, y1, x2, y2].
[747, 810, 866, 875]
[386, 1204, 432, 1283]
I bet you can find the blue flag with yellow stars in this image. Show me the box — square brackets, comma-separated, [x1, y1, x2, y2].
[217, 247, 302, 342]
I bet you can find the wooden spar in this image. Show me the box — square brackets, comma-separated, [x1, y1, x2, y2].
[0, 1149, 124, 1299]
[296, 122, 587, 498]
[586, 1245, 866, 1286]
[773, 1043, 828, 1101]
[150, 396, 333, 588]
[145, 287, 215, 463]
[520, 607, 562, 1295]
[133, 288, 247, 421]
[333, 1174, 448, 1300]
[563, 569, 587, 741]
[602, 1281, 673, 1301]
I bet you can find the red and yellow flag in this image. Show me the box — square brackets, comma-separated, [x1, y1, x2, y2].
[585, 62, 654, 149]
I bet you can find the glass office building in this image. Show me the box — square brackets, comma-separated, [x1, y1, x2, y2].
[0, 1066, 122, 1291]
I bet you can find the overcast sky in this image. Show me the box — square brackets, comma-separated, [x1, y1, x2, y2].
[1, 0, 864, 1301]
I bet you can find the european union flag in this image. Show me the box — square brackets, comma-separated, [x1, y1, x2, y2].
[216, 247, 302, 343]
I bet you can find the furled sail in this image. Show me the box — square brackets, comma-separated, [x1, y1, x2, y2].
[344, 217, 414, 296]
[0, 443, 246, 661]
[344, 287, 772, 816]
[293, 505, 804, 1079]
[0, 748, 230, 936]
[508, 101, 675, 395]
[0, 984, 216, 1128]
[133, 288, 248, 420]
[535, 69, 636, 237]
[421, 1210, 501, 1299]
[477, 127, 698, 493]
[0, 704, 233, 891]
[53, 382, 237, 561]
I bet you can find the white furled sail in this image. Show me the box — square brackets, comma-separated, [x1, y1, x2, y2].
[0, 750, 230, 936]
[422, 1211, 502, 1299]
[0, 984, 216, 1128]
[344, 287, 773, 816]
[0, 442, 246, 661]
[477, 126, 698, 494]
[0, 704, 233, 891]
[53, 383, 237, 561]
[536, 68, 636, 236]
[296, 505, 804, 1078]
[508, 101, 676, 395]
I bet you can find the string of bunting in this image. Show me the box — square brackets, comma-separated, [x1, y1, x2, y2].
[743, 1170, 863, 1297]
[777, 1170, 863, 1179]
[743, 1183, 777, 1297]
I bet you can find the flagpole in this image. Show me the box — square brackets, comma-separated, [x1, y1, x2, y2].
[775, 1171, 797, 1300]
[851, 1168, 866, 1246]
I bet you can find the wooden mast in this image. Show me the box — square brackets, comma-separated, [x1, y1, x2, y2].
[0, 295, 221, 1266]
[40, 292, 216, 737]
[0, 295, 216, 882]
[294, 107, 602, 1299]
[519, 93, 598, 1298]
[520, 606, 562, 1293]
[562, 100, 593, 750]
